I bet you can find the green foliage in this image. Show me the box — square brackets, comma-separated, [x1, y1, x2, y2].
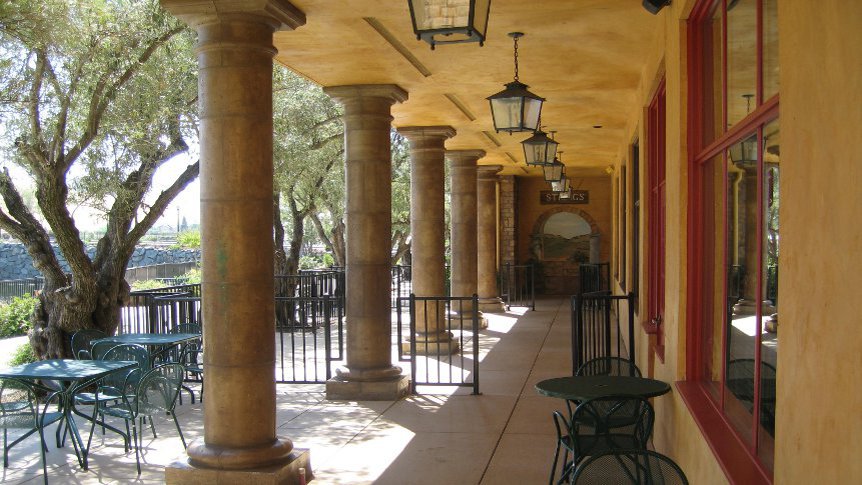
[131, 279, 166, 291]
[174, 230, 201, 249]
[10, 342, 36, 366]
[0, 295, 37, 338]
[181, 268, 201, 284]
[298, 254, 324, 270]
[322, 253, 335, 267]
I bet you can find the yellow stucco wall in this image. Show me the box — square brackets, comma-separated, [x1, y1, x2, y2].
[774, 2, 862, 483]
[607, 1, 862, 483]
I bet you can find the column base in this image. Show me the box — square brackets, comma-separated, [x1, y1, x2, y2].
[450, 310, 489, 330]
[400, 334, 460, 355]
[166, 448, 311, 485]
[478, 297, 506, 313]
[326, 372, 411, 401]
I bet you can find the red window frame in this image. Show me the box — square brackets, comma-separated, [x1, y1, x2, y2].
[645, 78, 666, 361]
[681, 0, 779, 483]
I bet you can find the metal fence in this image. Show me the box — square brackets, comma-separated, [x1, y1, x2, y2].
[579, 262, 610, 294]
[0, 277, 43, 302]
[119, 284, 202, 334]
[570, 292, 635, 375]
[396, 294, 480, 395]
[499, 263, 535, 310]
[274, 295, 344, 383]
[125, 262, 199, 284]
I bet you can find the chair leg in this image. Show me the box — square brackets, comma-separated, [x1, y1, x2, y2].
[38, 427, 49, 485]
[549, 440, 560, 485]
[131, 421, 141, 476]
[171, 412, 186, 448]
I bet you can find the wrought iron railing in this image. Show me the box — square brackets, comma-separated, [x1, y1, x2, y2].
[396, 294, 480, 395]
[0, 277, 43, 302]
[578, 262, 610, 294]
[499, 263, 535, 310]
[571, 292, 635, 375]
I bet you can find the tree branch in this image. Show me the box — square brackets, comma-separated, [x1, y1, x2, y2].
[126, 159, 199, 247]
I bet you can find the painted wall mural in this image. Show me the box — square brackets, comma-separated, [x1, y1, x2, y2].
[532, 212, 592, 262]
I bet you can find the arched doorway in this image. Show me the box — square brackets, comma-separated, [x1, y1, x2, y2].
[529, 208, 601, 294]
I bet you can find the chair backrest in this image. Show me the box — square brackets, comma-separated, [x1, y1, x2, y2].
[91, 341, 120, 360]
[570, 395, 655, 457]
[572, 449, 689, 485]
[136, 363, 184, 415]
[576, 357, 642, 377]
[71, 329, 108, 359]
[101, 344, 151, 389]
[0, 378, 37, 428]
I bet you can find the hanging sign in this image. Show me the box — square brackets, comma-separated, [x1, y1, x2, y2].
[540, 190, 589, 204]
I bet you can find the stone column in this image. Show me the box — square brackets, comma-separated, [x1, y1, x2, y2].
[448, 150, 487, 328]
[161, 1, 310, 482]
[398, 126, 459, 354]
[477, 165, 505, 312]
[324, 85, 411, 400]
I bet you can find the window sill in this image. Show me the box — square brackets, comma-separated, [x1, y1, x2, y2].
[675, 381, 772, 485]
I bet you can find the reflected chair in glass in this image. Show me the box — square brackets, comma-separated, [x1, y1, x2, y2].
[726, 358, 777, 434]
[575, 357, 642, 378]
[91, 363, 186, 475]
[170, 323, 202, 404]
[75, 344, 151, 451]
[1, 379, 64, 485]
[549, 395, 655, 485]
[571, 449, 689, 485]
[70, 329, 108, 360]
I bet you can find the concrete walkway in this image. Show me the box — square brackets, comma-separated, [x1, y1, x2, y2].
[0, 298, 576, 484]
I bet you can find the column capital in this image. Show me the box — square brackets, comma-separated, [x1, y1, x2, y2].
[477, 165, 503, 179]
[161, 0, 306, 31]
[446, 149, 486, 165]
[397, 126, 457, 141]
[324, 84, 408, 104]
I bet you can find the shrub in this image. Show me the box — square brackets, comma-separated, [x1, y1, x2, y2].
[173, 230, 201, 249]
[9, 342, 36, 366]
[180, 268, 201, 284]
[131, 279, 167, 291]
[0, 295, 38, 338]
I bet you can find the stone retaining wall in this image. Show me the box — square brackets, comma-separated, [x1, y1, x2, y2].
[0, 243, 200, 280]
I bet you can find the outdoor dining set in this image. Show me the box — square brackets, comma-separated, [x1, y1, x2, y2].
[535, 356, 688, 484]
[0, 325, 202, 484]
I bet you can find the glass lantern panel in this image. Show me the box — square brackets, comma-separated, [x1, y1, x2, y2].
[473, 0, 491, 36]
[522, 97, 543, 131]
[491, 97, 524, 132]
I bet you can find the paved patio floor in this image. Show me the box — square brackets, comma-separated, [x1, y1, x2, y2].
[1, 297, 587, 484]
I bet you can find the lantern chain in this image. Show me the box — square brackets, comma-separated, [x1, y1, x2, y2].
[513, 35, 520, 82]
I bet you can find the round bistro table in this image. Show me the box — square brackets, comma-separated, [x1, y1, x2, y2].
[535, 375, 671, 401]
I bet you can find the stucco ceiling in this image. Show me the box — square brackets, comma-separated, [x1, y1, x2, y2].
[273, 0, 660, 177]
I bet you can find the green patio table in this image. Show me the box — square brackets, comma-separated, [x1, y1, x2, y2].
[92, 332, 199, 363]
[535, 375, 671, 401]
[0, 359, 136, 470]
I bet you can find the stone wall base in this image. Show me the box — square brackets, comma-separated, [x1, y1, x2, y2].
[166, 448, 311, 485]
[325, 374, 410, 401]
[478, 298, 506, 313]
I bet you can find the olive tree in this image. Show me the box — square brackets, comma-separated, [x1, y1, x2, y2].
[0, 0, 198, 358]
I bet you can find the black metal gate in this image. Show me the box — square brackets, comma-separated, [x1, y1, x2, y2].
[396, 294, 480, 395]
[571, 292, 635, 374]
[499, 263, 535, 310]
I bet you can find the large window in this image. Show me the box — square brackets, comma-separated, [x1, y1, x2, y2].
[646, 79, 666, 360]
[687, 0, 779, 481]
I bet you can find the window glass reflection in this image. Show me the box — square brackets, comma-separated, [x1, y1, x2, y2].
[727, 0, 757, 126]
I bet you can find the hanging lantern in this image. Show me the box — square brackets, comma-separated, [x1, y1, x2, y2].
[522, 128, 558, 166]
[487, 32, 545, 134]
[408, 0, 491, 49]
[551, 175, 570, 193]
[543, 158, 564, 183]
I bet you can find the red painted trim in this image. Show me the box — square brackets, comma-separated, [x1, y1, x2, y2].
[677, 382, 772, 484]
[756, 0, 763, 105]
[751, 125, 764, 445]
[696, 96, 779, 164]
[646, 78, 667, 361]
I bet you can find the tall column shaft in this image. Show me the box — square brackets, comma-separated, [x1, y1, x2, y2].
[477, 165, 505, 312]
[325, 85, 410, 399]
[448, 150, 484, 300]
[399, 127, 458, 354]
[160, 1, 307, 476]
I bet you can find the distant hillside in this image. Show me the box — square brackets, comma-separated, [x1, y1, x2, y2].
[543, 233, 590, 261]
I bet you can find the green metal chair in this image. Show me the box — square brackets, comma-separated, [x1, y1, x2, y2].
[0, 379, 64, 485]
[571, 449, 689, 484]
[171, 323, 203, 404]
[77, 344, 151, 451]
[550, 395, 654, 485]
[92, 363, 186, 475]
[70, 329, 107, 360]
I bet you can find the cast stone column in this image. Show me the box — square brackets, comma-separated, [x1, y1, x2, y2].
[324, 85, 411, 400]
[477, 165, 505, 312]
[161, 1, 310, 482]
[448, 150, 487, 328]
[398, 126, 459, 355]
